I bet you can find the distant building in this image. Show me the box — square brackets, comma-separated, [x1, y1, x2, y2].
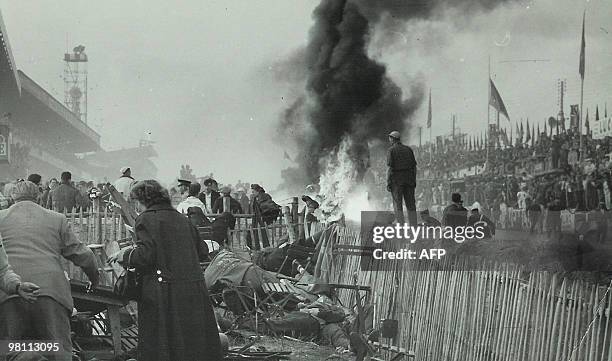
[0, 9, 156, 182]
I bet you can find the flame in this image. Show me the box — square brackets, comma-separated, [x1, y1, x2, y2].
[317, 137, 375, 222]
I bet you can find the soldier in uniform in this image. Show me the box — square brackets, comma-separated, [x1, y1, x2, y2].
[386, 131, 418, 225]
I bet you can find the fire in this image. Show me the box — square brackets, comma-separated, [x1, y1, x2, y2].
[317, 137, 375, 222]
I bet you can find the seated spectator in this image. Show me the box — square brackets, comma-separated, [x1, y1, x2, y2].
[467, 203, 495, 238]
[442, 193, 468, 228]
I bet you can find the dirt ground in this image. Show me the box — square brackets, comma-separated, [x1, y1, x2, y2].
[228, 330, 347, 360]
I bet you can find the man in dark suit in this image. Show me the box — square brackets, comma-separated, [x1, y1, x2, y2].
[198, 178, 220, 212]
[442, 193, 468, 228]
[212, 187, 243, 214]
[386, 130, 417, 225]
[46, 171, 82, 213]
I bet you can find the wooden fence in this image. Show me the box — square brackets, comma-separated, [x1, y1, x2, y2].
[330, 226, 612, 361]
[62, 201, 612, 360]
[60, 204, 133, 289]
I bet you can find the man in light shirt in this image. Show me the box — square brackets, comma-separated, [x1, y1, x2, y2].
[517, 186, 530, 210]
[177, 183, 209, 214]
[113, 166, 135, 200]
[198, 178, 220, 212]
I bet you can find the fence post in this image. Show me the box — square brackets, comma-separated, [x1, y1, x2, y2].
[282, 206, 296, 244]
[291, 197, 299, 236]
[93, 198, 102, 244]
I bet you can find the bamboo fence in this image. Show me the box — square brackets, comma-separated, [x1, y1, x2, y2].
[329, 226, 612, 361]
[63, 202, 612, 360]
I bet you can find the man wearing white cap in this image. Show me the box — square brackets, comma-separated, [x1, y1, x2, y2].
[113, 166, 135, 200]
[387, 130, 418, 225]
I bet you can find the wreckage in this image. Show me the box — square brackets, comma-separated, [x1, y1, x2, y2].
[62, 186, 393, 361]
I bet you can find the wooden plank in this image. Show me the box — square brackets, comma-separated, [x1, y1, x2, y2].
[107, 305, 123, 356]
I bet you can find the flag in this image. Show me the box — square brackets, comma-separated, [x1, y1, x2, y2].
[531, 126, 535, 147]
[596, 105, 600, 121]
[520, 122, 524, 143]
[283, 150, 292, 162]
[489, 79, 510, 120]
[525, 120, 531, 143]
[579, 11, 586, 80]
[515, 123, 520, 145]
[501, 128, 510, 147]
[427, 89, 432, 128]
[585, 109, 590, 134]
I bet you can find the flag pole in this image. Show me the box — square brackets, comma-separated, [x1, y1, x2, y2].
[429, 127, 432, 163]
[486, 55, 490, 166]
[579, 10, 586, 162]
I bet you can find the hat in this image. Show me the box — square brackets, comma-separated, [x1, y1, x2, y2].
[388, 131, 401, 139]
[236, 187, 245, 193]
[120, 166, 130, 174]
[471, 202, 481, 211]
[451, 193, 463, 204]
[301, 195, 319, 209]
[11, 181, 39, 202]
[251, 184, 265, 193]
[220, 186, 231, 195]
[177, 179, 191, 187]
[203, 178, 216, 186]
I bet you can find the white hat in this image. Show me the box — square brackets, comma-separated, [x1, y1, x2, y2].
[204, 240, 220, 253]
[471, 202, 481, 211]
[120, 166, 131, 174]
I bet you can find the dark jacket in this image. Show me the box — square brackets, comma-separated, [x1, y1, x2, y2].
[198, 190, 220, 211]
[122, 203, 222, 361]
[387, 142, 417, 187]
[47, 182, 82, 212]
[212, 195, 243, 214]
[467, 212, 496, 237]
[442, 203, 468, 228]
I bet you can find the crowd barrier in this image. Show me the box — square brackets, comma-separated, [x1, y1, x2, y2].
[330, 226, 612, 361]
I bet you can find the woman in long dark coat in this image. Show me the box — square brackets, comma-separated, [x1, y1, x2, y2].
[109, 180, 222, 361]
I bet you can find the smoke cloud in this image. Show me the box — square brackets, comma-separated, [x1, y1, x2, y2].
[278, 0, 518, 192]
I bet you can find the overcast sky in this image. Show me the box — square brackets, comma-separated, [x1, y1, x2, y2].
[0, 0, 610, 187]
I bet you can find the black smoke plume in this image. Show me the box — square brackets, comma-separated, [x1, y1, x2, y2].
[278, 0, 516, 191]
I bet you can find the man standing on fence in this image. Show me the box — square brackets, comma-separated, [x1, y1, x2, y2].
[0, 180, 99, 361]
[113, 166, 136, 200]
[386, 130, 418, 226]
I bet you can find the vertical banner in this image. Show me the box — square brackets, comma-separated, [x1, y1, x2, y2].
[570, 105, 579, 129]
[0, 124, 9, 163]
[488, 124, 498, 147]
